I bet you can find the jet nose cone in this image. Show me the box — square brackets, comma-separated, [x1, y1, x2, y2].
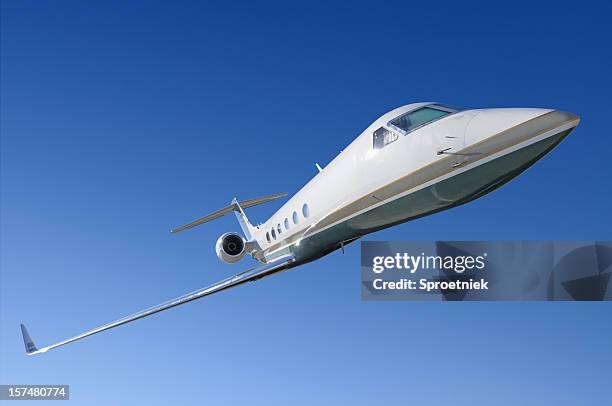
[558, 110, 580, 126]
[465, 108, 551, 145]
[544, 109, 581, 136]
[465, 108, 580, 146]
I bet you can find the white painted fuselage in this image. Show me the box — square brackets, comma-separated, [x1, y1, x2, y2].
[252, 103, 579, 265]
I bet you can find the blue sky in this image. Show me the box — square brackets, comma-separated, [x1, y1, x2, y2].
[1, 0, 611, 404]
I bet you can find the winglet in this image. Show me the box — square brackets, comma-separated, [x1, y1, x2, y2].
[20, 324, 39, 355]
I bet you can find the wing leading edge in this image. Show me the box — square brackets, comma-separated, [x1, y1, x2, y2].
[21, 255, 296, 355]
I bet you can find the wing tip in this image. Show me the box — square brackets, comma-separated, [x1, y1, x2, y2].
[20, 323, 39, 355]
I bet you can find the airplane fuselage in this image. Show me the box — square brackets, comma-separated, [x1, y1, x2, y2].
[254, 103, 579, 265]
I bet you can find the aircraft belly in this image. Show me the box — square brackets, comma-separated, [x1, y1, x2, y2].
[348, 128, 571, 231]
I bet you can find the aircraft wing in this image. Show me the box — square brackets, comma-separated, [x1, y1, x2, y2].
[20, 255, 296, 355]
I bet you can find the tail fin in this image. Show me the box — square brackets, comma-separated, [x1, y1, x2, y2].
[230, 198, 255, 239]
[171, 192, 287, 236]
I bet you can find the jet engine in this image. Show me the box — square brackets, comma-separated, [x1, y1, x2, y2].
[215, 232, 247, 264]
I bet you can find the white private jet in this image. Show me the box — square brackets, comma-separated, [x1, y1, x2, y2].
[21, 102, 580, 354]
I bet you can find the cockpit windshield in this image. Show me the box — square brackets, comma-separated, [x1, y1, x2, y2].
[389, 104, 461, 134]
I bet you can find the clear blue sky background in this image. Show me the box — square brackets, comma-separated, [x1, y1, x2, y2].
[2, 1, 611, 405]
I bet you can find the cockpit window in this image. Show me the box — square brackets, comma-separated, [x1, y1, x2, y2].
[373, 127, 399, 150]
[432, 103, 463, 112]
[389, 105, 456, 134]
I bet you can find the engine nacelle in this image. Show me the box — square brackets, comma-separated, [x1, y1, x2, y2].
[215, 232, 247, 264]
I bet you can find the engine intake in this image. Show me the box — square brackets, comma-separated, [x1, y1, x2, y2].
[216, 232, 247, 264]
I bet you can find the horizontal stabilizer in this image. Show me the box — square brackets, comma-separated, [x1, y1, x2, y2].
[171, 192, 287, 234]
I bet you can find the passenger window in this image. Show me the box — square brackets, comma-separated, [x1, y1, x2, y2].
[266, 232, 270, 242]
[292, 211, 299, 224]
[271, 228, 276, 239]
[302, 203, 310, 218]
[373, 127, 398, 150]
[284, 218, 290, 230]
[277, 224, 282, 234]
[389, 106, 451, 134]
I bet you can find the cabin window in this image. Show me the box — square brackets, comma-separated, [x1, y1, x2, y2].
[389, 106, 452, 134]
[284, 218, 290, 230]
[292, 211, 299, 224]
[302, 203, 310, 218]
[271, 228, 276, 239]
[373, 127, 399, 150]
[277, 224, 282, 234]
[266, 232, 271, 242]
